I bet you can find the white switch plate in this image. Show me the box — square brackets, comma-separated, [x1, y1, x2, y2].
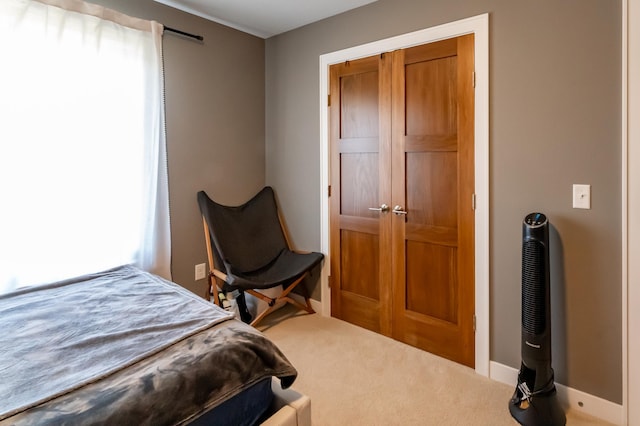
[195, 263, 206, 281]
[573, 184, 591, 209]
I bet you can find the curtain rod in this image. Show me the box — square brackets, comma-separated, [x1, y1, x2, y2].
[164, 26, 203, 41]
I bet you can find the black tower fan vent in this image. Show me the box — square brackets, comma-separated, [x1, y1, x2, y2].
[522, 240, 546, 335]
[509, 213, 565, 426]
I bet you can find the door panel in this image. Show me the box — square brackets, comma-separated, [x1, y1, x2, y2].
[391, 35, 475, 367]
[406, 152, 458, 229]
[405, 57, 457, 136]
[329, 54, 392, 336]
[406, 241, 457, 323]
[340, 153, 378, 217]
[341, 72, 379, 139]
[340, 229, 379, 299]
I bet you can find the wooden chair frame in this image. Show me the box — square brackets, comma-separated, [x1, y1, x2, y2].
[201, 213, 315, 327]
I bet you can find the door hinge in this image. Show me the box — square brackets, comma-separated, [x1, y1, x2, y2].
[328, 275, 332, 288]
[472, 193, 477, 210]
[473, 314, 477, 332]
[328, 185, 332, 197]
[328, 94, 331, 107]
[472, 71, 476, 88]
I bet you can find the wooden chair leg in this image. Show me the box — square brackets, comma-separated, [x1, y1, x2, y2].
[245, 273, 315, 327]
[283, 296, 315, 314]
[303, 295, 315, 313]
[250, 305, 278, 327]
[208, 273, 220, 306]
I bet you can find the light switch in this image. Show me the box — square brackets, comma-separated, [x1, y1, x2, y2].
[572, 184, 591, 209]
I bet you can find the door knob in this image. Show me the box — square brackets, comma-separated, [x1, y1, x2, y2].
[368, 204, 389, 212]
[392, 205, 408, 215]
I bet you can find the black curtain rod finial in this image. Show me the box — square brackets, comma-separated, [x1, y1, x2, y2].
[164, 26, 203, 42]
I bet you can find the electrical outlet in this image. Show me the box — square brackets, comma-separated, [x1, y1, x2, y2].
[195, 263, 206, 281]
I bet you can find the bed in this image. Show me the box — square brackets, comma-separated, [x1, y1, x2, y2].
[0, 265, 305, 425]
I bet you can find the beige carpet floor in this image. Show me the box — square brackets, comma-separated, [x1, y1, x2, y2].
[260, 308, 612, 426]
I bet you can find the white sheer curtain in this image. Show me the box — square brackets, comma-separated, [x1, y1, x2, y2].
[0, 0, 171, 293]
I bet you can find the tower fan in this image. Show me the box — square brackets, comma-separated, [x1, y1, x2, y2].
[509, 213, 566, 426]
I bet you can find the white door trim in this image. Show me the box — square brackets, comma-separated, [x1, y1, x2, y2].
[318, 13, 490, 376]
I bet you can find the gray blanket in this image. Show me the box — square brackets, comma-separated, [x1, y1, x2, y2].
[0, 265, 297, 424]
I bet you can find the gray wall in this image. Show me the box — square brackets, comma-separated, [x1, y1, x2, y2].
[265, 0, 622, 404]
[91, 0, 266, 297]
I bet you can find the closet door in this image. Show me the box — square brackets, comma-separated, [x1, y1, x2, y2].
[390, 35, 475, 367]
[329, 35, 475, 367]
[329, 54, 392, 335]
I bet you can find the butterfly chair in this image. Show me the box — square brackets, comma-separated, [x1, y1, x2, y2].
[197, 187, 324, 327]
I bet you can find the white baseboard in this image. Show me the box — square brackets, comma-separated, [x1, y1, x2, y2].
[489, 361, 623, 425]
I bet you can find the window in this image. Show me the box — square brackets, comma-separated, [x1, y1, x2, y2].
[0, 0, 170, 293]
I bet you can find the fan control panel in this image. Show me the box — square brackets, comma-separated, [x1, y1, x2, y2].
[524, 212, 547, 227]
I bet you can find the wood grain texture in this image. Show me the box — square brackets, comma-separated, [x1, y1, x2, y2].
[331, 36, 474, 366]
[341, 71, 379, 139]
[406, 241, 458, 323]
[406, 151, 458, 229]
[340, 230, 379, 300]
[340, 153, 378, 218]
[405, 57, 457, 137]
[330, 54, 392, 336]
[391, 35, 475, 367]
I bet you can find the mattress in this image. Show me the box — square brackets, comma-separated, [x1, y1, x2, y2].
[189, 377, 273, 426]
[0, 265, 297, 425]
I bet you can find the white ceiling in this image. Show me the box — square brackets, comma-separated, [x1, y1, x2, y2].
[154, 0, 379, 38]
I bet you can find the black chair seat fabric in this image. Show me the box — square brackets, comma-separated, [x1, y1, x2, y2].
[228, 249, 324, 290]
[197, 187, 324, 292]
[198, 187, 287, 274]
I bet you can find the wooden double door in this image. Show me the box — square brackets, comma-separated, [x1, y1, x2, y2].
[329, 35, 475, 367]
